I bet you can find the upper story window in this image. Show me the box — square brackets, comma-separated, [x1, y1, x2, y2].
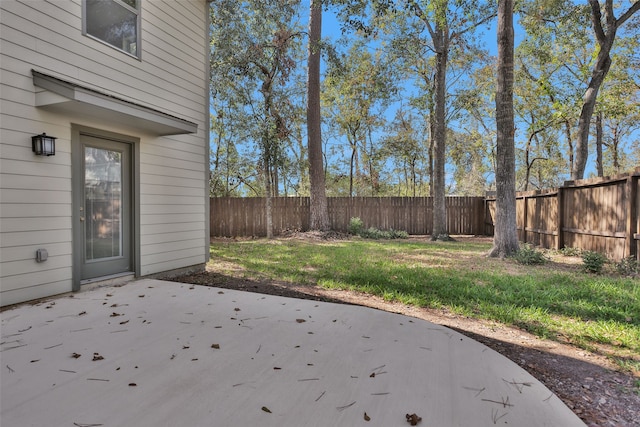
[83, 0, 141, 58]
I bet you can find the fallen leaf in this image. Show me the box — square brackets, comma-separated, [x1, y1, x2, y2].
[30, 359, 40, 363]
[405, 413, 422, 425]
[336, 401, 356, 411]
[138, 295, 144, 298]
[370, 373, 376, 378]
[71, 353, 82, 359]
[78, 311, 87, 316]
[296, 319, 306, 323]
[261, 406, 272, 413]
[211, 344, 220, 349]
[364, 412, 371, 421]
[273, 367, 281, 370]
[234, 307, 241, 312]
[129, 383, 137, 387]
[92, 353, 104, 361]
[110, 312, 121, 317]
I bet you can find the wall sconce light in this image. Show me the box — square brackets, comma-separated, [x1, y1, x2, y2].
[32, 133, 56, 156]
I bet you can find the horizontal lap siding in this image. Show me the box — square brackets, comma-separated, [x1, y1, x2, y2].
[136, 0, 207, 281]
[1, 0, 208, 305]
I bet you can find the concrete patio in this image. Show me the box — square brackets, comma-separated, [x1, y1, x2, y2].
[1, 279, 585, 426]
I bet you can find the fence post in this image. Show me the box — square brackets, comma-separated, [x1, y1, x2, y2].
[557, 186, 564, 251]
[627, 174, 638, 259]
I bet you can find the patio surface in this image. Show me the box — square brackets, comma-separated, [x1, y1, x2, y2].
[1, 279, 586, 427]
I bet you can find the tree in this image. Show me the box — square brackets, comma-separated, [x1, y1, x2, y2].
[307, 0, 330, 231]
[399, 0, 495, 240]
[516, 3, 592, 184]
[322, 41, 395, 197]
[572, 0, 640, 180]
[593, 36, 640, 177]
[489, 0, 519, 258]
[448, 127, 492, 195]
[382, 108, 431, 196]
[209, 0, 304, 237]
[334, 0, 494, 237]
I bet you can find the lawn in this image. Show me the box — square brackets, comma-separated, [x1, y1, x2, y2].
[208, 237, 640, 371]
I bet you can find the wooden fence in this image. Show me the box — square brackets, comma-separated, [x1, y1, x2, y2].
[210, 169, 639, 261]
[486, 169, 639, 261]
[210, 196, 486, 237]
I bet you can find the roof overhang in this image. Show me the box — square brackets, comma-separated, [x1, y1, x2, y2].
[32, 70, 198, 136]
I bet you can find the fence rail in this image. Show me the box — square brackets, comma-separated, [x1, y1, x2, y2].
[210, 168, 639, 261]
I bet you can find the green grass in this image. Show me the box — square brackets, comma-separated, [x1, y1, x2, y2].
[209, 238, 640, 371]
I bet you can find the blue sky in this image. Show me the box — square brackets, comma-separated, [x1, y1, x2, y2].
[312, 5, 620, 183]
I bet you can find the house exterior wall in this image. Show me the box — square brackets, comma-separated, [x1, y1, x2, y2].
[0, 0, 209, 306]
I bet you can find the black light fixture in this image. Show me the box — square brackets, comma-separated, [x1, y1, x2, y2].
[32, 133, 56, 156]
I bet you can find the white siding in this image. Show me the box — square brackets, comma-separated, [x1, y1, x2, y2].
[1, 0, 209, 306]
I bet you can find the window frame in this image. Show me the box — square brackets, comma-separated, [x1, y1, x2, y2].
[82, 0, 142, 60]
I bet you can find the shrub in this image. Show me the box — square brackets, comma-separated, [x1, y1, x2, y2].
[348, 217, 408, 240]
[513, 244, 547, 265]
[348, 217, 364, 235]
[559, 246, 582, 257]
[389, 229, 409, 239]
[615, 257, 639, 276]
[582, 251, 607, 274]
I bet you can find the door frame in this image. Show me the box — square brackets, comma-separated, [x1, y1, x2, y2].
[71, 125, 140, 291]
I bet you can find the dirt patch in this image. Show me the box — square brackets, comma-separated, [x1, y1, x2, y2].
[172, 234, 640, 427]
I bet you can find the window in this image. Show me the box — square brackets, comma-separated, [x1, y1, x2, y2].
[84, 0, 140, 58]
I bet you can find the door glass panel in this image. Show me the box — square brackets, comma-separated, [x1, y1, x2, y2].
[85, 147, 122, 261]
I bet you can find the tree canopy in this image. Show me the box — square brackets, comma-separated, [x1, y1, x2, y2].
[209, 0, 640, 200]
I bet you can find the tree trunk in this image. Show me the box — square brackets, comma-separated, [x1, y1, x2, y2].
[563, 120, 574, 175]
[596, 111, 604, 177]
[431, 24, 450, 241]
[349, 139, 356, 197]
[573, 48, 611, 180]
[264, 153, 274, 239]
[307, 0, 330, 231]
[489, 0, 519, 258]
[611, 127, 620, 173]
[428, 112, 434, 197]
